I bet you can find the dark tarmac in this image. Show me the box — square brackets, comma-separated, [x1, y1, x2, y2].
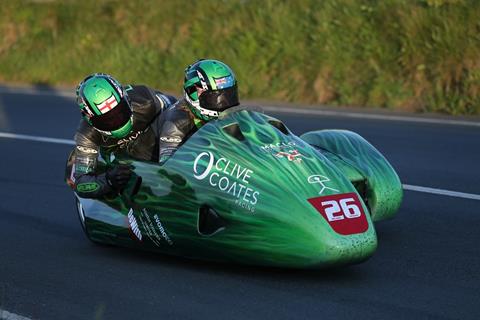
[0, 87, 479, 320]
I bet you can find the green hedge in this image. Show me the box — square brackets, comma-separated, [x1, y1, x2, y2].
[1, 0, 479, 115]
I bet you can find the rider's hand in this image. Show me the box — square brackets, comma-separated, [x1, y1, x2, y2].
[106, 164, 132, 192]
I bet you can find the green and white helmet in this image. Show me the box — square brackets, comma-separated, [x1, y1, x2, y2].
[76, 73, 133, 138]
[183, 59, 239, 121]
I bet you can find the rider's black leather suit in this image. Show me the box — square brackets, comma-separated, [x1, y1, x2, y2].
[156, 98, 204, 165]
[69, 85, 178, 198]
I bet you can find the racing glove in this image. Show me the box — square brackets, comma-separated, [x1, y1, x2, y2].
[106, 164, 133, 192]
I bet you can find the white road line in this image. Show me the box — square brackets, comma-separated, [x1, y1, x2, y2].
[261, 106, 480, 127]
[0, 309, 33, 320]
[1, 86, 479, 127]
[0, 132, 74, 145]
[1, 131, 479, 201]
[403, 184, 480, 201]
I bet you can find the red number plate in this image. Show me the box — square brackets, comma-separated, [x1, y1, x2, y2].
[308, 193, 368, 235]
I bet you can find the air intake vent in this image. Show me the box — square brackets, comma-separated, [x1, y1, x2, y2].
[222, 123, 245, 141]
[198, 206, 227, 236]
[268, 120, 290, 135]
[352, 179, 368, 209]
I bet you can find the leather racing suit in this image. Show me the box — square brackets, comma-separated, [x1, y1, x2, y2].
[156, 98, 205, 165]
[68, 85, 177, 198]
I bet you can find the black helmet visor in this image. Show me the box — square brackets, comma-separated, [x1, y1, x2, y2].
[90, 99, 132, 131]
[199, 85, 239, 112]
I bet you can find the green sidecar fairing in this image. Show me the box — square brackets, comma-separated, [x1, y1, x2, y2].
[73, 106, 402, 268]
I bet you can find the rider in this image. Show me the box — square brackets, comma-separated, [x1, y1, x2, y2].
[68, 59, 239, 198]
[157, 58, 239, 164]
[67, 73, 177, 198]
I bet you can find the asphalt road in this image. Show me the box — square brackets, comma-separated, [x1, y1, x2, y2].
[0, 87, 479, 320]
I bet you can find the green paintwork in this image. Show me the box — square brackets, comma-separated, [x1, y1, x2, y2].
[300, 130, 403, 222]
[81, 77, 121, 115]
[185, 60, 235, 92]
[75, 107, 402, 268]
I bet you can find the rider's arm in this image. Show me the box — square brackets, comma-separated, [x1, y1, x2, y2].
[158, 126, 183, 165]
[157, 105, 195, 165]
[136, 85, 177, 114]
[153, 91, 177, 111]
[72, 123, 116, 199]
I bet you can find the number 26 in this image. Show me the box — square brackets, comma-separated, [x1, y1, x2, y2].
[321, 198, 362, 221]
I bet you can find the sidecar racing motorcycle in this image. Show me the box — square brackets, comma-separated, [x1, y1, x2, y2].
[66, 106, 402, 268]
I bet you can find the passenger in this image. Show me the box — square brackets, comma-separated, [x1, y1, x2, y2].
[157, 59, 239, 164]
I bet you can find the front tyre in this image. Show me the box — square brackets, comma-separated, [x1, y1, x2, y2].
[74, 195, 102, 245]
[76, 195, 87, 233]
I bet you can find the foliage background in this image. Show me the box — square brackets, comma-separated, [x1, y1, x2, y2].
[0, 0, 479, 115]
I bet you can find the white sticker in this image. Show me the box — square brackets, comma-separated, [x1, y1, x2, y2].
[76, 146, 98, 154]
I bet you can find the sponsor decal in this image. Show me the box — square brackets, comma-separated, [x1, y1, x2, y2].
[95, 94, 118, 114]
[69, 164, 76, 184]
[133, 208, 174, 246]
[76, 146, 98, 154]
[127, 208, 143, 241]
[308, 193, 368, 235]
[75, 164, 91, 174]
[154, 214, 173, 245]
[77, 156, 95, 166]
[117, 130, 143, 146]
[307, 175, 339, 194]
[112, 81, 124, 95]
[260, 142, 303, 163]
[75, 156, 95, 174]
[160, 136, 182, 143]
[196, 70, 208, 90]
[193, 151, 260, 213]
[214, 77, 227, 86]
[260, 141, 296, 153]
[81, 103, 94, 117]
[76, 182, 100, 193]
[214, 76, 233, 89]
[274, 149, 303, 163]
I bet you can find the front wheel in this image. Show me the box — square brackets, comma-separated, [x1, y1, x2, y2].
[75, 195, 87, 233]
[74, 195, 102, 245]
